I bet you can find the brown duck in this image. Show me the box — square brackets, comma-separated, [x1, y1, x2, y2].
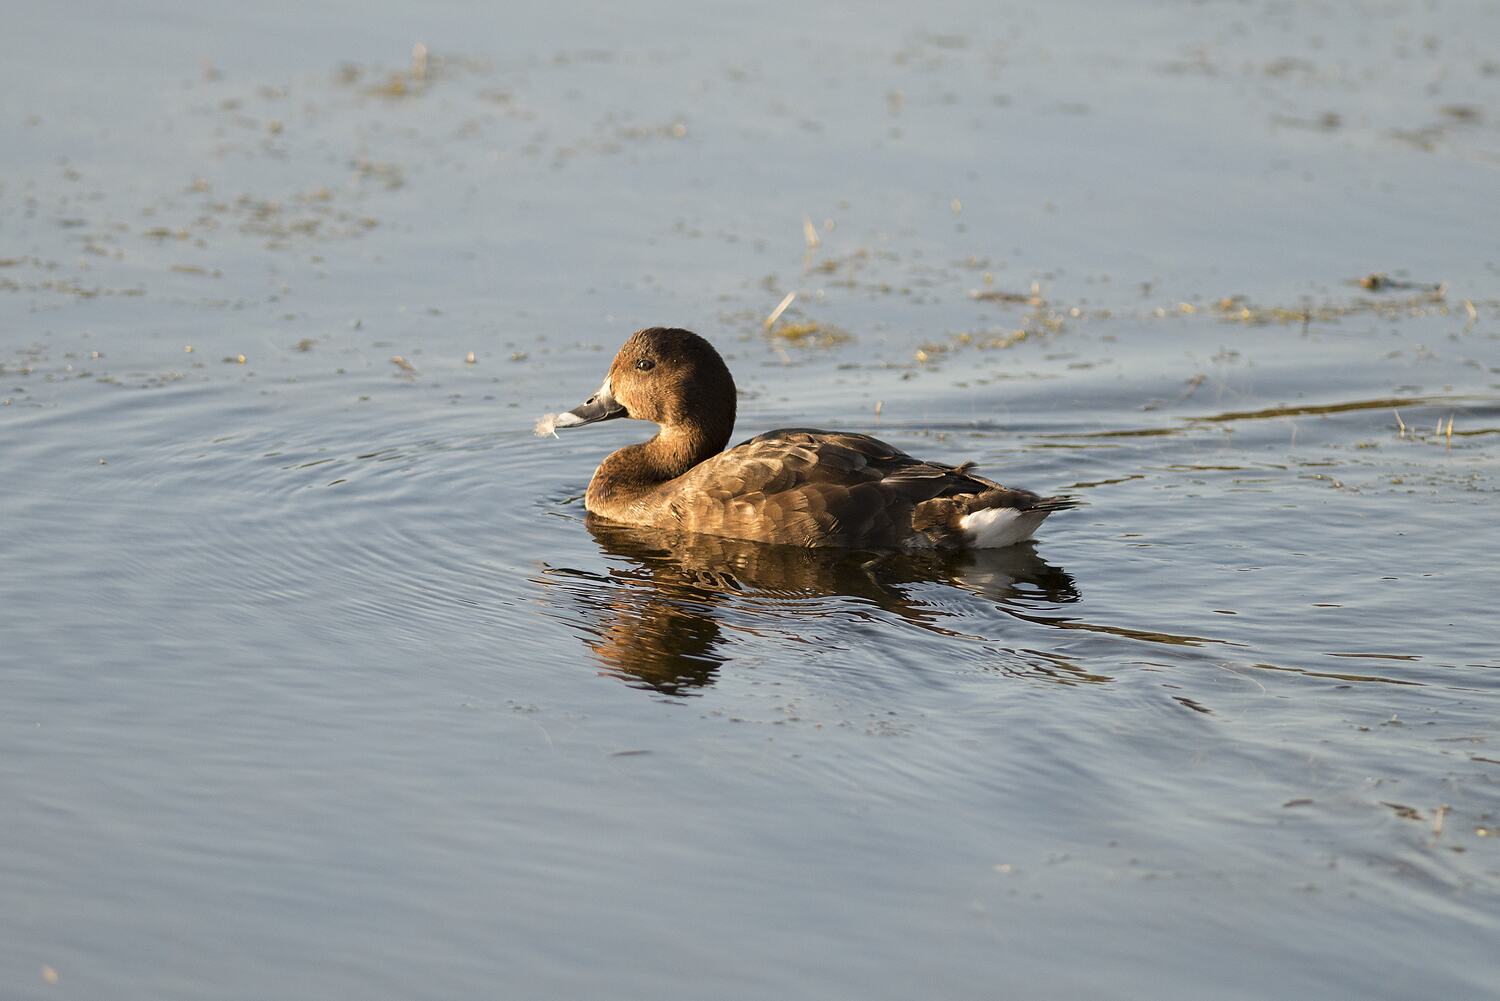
[539, 327, 1075, 549]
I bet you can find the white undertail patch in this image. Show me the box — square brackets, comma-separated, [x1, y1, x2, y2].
[959, 507, 1049, 548]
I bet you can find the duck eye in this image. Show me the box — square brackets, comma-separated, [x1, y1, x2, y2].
[635, 358, 655, 372]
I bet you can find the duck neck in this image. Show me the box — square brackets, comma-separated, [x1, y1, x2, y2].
[588, 417, 732, 514]
[616, 419, 729, 484]
[653, 421, 726, 477]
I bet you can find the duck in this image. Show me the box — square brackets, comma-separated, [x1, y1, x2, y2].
[537, 327, 1076, 550]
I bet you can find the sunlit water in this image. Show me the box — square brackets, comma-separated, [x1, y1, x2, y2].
[4, 1, 1499, 998]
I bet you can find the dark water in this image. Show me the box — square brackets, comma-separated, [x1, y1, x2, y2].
[4, 1, 1499, 998]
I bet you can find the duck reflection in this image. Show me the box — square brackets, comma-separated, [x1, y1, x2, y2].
[536, 516, 1079, 696]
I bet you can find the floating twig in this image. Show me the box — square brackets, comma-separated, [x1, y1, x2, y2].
[764, 291, 796, 328]
[802, 215, 821, 249]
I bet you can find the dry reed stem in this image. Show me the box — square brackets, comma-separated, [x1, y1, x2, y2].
[764, 291, 796, 328]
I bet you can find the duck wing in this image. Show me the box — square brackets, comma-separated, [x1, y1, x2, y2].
[662, 428, 1071, 549]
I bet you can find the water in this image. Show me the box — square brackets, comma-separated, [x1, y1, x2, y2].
[3, 1, 1499, 997]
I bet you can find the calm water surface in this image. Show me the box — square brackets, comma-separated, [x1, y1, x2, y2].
[4, 1, 1499, 998]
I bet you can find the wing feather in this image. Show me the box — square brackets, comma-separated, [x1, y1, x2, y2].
[656, 428, 1069, 548]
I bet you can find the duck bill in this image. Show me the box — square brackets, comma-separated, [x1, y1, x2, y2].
[553, 377, 627, 429]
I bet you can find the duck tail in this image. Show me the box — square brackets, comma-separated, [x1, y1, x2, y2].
[912, 488, 1079, 549]
[1027, 494, 1082, 513]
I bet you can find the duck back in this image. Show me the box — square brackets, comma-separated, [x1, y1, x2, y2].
[649, 429, 1072, 549]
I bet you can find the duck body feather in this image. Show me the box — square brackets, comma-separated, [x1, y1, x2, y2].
[592, 428, 1074, 550]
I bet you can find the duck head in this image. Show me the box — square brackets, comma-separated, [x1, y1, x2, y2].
[552, 327, 737, 439]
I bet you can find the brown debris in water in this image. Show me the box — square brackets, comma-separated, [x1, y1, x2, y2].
[361, 43, 435, 99]
[970, 280, 1045, 306]
[1209, 283, 1466, 326]
[1356, 273, 1444, 293]
[768, 321, 852, 348]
